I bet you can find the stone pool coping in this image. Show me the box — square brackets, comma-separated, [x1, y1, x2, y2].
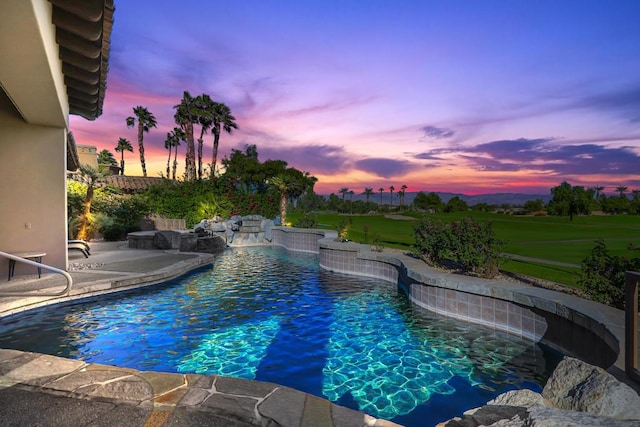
[0, 348, 393, 427]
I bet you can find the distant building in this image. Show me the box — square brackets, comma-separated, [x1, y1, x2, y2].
[77, 145, 99, 168]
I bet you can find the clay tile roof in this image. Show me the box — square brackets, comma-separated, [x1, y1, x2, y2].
[49, 0, 114, 120]
[103, 175, 165, 193]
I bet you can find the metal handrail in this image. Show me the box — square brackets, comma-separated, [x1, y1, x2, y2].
[0, 251, 73, 297]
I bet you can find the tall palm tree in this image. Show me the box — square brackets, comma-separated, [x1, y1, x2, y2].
[114, 137, 133, 176]
[164, 132, 176, 178]
[592, 185, 605, 199]
[339, 187, 349, 201]
[174, 91, 198, 181]
[379, 187, 384, 205]
[171, 127, 186, 180]
[126, 106, 157, 177]
[400, 184, 408, 207]
[270, 170, 313, 226]
[616, 185, 629, 198]
[389, 185, 395, 206]
[363, 187, 373, 204]
[209, 101, 238, 180]
[195, 94, 214, 180]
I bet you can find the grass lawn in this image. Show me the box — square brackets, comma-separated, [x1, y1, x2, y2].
[287, 211, 640, 288]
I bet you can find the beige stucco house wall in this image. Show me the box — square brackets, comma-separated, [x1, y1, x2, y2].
[77, 145, 99, 168]
[0, 0, 112, 277]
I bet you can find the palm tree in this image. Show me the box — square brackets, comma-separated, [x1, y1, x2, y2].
[339, 187, 349, 201]
[174, 91, 198, 181]
[76, 164, 107, 240]
[363, 187, 373, 204]
[616, 185, 629, 198]
[270, 170, 313, 226]
[592, 185, 605, 199]
[209, 101, 238, 180]
[400, 184, 408, 207]
[126, 106, 157, 177]
[114, 137, 133, 176]
[164, 132, 176, 178]
[97, 149, 117, 168]
[171, 127, 186, 180]
[389, 185, 395, 206]
[379, 187, 384, 205]
[195, 94, 214, 180]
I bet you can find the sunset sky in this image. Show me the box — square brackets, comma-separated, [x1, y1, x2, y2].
[70, 0, 640, 196]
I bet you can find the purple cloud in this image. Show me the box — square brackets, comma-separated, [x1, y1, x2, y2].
[464, 138, 640, 175]
[422, 125, 455, 139]
[575, 85, 640, 123]
[354, 158, 418, 178]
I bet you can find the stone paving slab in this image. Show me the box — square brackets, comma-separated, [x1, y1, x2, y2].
[0, 348, 395, 427]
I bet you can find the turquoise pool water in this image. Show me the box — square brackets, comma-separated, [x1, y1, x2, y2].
[0, 247, 562, 426]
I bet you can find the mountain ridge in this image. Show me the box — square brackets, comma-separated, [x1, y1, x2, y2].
[324, 191, 552, 206]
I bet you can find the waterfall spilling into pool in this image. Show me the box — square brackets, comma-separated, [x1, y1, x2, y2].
[0, 246, 562, 426]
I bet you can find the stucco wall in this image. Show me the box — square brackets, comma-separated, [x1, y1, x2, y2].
[0, 109, 68, 274]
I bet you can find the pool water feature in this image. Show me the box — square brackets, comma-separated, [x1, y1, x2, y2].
[0, 247, 562, 426]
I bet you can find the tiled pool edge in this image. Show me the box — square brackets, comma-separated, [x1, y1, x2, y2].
[273, 227, 625, 373]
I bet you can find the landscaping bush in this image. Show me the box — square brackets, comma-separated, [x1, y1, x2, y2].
[578, 240, 640, 309]
[412, 217, 503, 278]
[293, 214, 317, 228]
[142, 179, 279, 227]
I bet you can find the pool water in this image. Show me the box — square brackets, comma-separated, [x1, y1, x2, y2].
[0, 247, 562, 426]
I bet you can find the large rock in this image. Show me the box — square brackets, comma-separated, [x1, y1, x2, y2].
[441, 405, 640, 427]
[486, 389, 545, 407]
[542, 357, 640, 420]
[179, 234, 198, 252]
[153, 230, 180, 249]
[196, 236, 226, 253]
[440, 357, 640, 426]
[261, 218, 274, 242]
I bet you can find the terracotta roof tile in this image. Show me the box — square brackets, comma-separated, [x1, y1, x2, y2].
[49, 0, 114, 120]
[103, 175, 164, 192]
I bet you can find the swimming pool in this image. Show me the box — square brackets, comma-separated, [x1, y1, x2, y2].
[0, 247, 562, 426]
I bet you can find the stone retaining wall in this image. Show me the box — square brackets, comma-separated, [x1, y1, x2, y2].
[273, 227, 621, 371]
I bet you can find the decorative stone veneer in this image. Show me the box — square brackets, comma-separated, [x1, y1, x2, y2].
[273, 227, 621, 371]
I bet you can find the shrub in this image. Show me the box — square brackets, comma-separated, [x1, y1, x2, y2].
[412, 217, 503, 278]
[578, 240, 640, 309]
[293, 214, 317, 228]
[336, 218, 350, 242]
[142, 179, 279, 227]
[69, 212, 110, 241]
[412, 218, 450, 265]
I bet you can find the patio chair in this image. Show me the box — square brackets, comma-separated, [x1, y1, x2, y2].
[68, 240, 90, 258]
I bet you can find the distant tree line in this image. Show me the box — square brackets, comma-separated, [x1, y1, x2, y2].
[304, 181, 639, 218]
